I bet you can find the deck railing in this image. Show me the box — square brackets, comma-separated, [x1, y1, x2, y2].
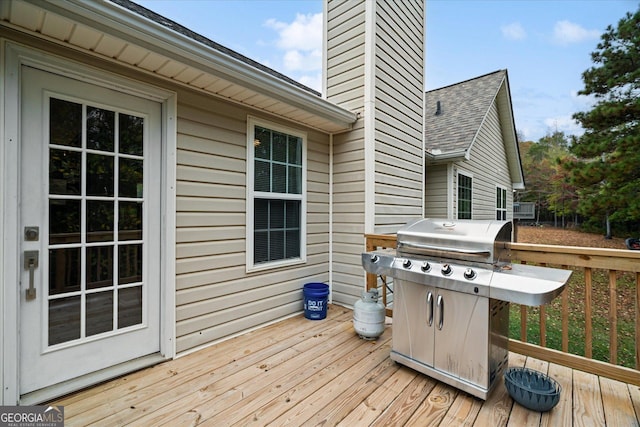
[364, 233, 640, 386]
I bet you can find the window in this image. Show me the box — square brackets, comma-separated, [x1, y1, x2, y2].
[247, 118, 306, 269]
[496, 186, 507, 220]
[457, 172, 472, 219]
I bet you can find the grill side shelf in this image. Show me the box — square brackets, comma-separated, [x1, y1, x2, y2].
[361, 251, 395, 276]
[489, 263, 572, 306]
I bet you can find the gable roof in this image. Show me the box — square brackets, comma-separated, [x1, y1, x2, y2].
[424, 69, 525, 189]
[0, 0, 357, 133]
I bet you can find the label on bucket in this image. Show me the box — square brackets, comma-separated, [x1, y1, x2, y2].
[306, 300, 324, 311]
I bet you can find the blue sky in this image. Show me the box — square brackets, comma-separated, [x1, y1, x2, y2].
[136, 0, 637, 141]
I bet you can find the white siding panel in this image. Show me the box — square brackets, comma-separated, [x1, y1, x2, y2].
[373, 0, 424, 233]
[177, 165, 244, 186]
[174, 91, 331, 353]
[177, 212, 244, 228]
[425, 164, 449, 218]
[375, 151, 423, 176]
[177, 239, 244, 259]
[176, 301, 302, 351]
[177, 226, 244, 243]
[326, 0, 425, 306]
[177, 182, 244, 199]
[176, 253, 243, 275]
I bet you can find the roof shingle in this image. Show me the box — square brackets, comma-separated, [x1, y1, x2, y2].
[425, 70, 507, 156]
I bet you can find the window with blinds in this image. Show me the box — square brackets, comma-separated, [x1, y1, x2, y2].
[247, 118, 306, 269]
[457, 172, 472, 220]
[496, 186, 507, 220]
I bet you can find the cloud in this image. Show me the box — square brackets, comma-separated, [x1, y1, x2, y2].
[501, 22, 526, 40]
[283, 48, 322, 73]
[543, 115, 583, 137]
[264, 12, 323, 91]
[267, 13, 323, 51]
[553, 20, 600, 45]
[298, 73, 322, 92]
[570, 89, 595, 111]
[265, 13, 322, 69]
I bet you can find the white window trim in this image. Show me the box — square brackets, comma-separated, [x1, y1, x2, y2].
[246, 116, 307, 272]
[456, 169, 473, 220]
[496, 184, 508, 221]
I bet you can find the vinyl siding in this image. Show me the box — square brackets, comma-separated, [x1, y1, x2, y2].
[330, 127, 366, 306]
[452, 101, 513, 221]
[326, 0, 424, 306]
[326, 0, 366, 111]
[175, 90, 331, 354]
[326, 0, 367, 306]
[373, 0, 424, 232]
[425, 163, 449, 217]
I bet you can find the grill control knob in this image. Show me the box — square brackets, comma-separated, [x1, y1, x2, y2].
[402, 259, 412, 269]
[441, 264, 452, 276]
[464, 268, 477, 280]
[370, 254, 379, 263]
[421, 261, 431, 272]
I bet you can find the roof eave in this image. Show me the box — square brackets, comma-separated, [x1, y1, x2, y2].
[35, 0, 357, 132]
[425, 149, 469, 164]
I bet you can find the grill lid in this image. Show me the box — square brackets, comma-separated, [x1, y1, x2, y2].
[396, 218, 512, 265]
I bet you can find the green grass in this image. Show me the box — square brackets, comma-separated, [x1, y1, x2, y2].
[508, 267, 637, 368]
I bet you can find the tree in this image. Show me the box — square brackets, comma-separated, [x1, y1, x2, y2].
[569, 8, 640, 234]
[518, 131, 578, 225]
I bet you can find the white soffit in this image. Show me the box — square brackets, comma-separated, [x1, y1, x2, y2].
[1, 0, 357, 133]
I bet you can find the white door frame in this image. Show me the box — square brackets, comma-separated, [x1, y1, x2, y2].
[1, 41, 177, 405]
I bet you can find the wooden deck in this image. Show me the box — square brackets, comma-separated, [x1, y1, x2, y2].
[53, 305, 640, 426]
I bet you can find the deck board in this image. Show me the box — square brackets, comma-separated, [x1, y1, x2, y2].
[51, 305, 640, 426]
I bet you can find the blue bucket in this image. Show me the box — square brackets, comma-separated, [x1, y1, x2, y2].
[303, 282, 329, 320]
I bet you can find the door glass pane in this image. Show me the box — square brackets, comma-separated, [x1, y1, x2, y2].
[87, 200, 114, 242]
[119, 244, 142, 285]
[50, 98, 82, 148]
[87, 153, 114, 196]
[49, 149, 81, 195]
[86, 246, 114, 290]
[119, 158, 143, 198]
[49, 248, 81, 295]
[49, 199, 81, 244]
[47, 98, 146, 345]
[118, 286, 142, 328]
[86, 291, 114, 336]
[119, 114, 144, 156]
[87, 106, 115, 152]
[49, 296, 80, 345]
[119, 201, 142, 241]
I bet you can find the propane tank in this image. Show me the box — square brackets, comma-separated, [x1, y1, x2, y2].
[353, 289, 386, 340]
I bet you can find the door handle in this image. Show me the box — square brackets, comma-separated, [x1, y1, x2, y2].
[436, 294, 444, 330]
[427, 292, 433, 327]
[24, 250, 39, 301]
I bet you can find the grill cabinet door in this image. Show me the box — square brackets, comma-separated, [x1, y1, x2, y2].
[392, 279, 435, 366]
[434, 288, 489, 388]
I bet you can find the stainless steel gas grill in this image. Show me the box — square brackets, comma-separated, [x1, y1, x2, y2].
[361, 219, 572, 400]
